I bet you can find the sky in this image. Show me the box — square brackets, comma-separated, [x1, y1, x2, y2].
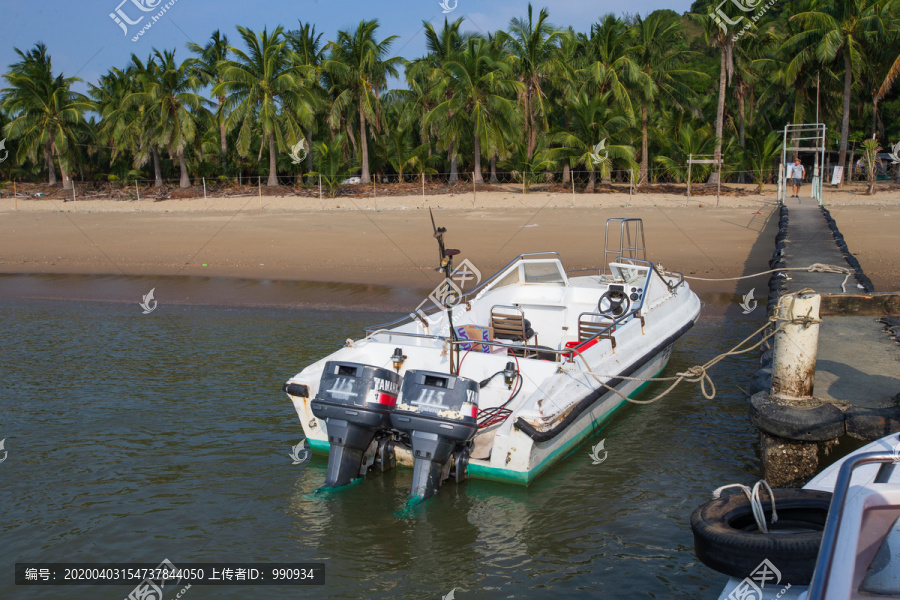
[0, 0, 695, 95]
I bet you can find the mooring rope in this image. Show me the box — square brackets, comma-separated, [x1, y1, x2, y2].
[712, 480, 779, 533]
[559, 290, 819, 405]
[681, 262, 853, 282]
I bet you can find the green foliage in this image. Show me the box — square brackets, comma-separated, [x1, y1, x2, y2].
[1, 2, 899, 189]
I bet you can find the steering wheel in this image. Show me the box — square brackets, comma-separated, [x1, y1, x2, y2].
[598, 289, 631, 317]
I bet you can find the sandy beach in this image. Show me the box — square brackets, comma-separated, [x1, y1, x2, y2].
[1, 186, 898, 302]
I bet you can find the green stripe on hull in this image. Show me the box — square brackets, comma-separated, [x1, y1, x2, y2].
[308, 438, 330, 454]
[467, 369, 664, 485]
[303, 368, 664, 485]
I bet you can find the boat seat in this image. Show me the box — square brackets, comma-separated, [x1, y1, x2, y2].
[490, 305, 536, 343]
[578, 312, 617, 349]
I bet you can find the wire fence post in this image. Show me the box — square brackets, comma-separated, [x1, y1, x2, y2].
[318, 174, 322, 200]
[373, 177, 376, 209]
[421, 172, 425, 202]
[572, 172, 575, 197]
[72, 180, 76, 207]
[629, 169, 634, 197]
[202, 177, 207, 205]
[472, 172, 476, 206]
[258, 175, 262, 208]
[14, 179, 17, 210]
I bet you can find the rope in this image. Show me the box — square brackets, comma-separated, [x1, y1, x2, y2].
[562, 317, 783, 404]
[681, 263, 853, 282]
[712, 480, 778, 533]
[559, 290, 819, 405]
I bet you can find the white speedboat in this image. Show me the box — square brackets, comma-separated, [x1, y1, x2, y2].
[704, 433, 900, 600]
[283, 217, 701, 501]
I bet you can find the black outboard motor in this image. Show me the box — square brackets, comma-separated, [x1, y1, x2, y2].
[391, 370, 479, 502]
[310, 362, 402, 489]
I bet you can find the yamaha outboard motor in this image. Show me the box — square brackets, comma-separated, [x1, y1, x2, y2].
[310, 362, 402, 490]
[391, 370, 479, 502]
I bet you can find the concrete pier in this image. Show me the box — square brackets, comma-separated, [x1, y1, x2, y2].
[749, 197, 900, 487]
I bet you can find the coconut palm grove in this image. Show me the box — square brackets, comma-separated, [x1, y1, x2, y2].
[1, 1, 899, 195]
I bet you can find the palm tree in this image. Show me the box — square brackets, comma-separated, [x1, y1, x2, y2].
[655, 121, 717, 183]
[500, 140, 556, 193]
[582, 15, 640, 118]
[427, 38, 522, 183]
[132, 49, 207, 188]
[286, 21, 326, 173]
[785, 0, 894, 174]
[310, 134, 358, 197]
[501, 4, 564, 160]
[1, 43, 92, 189]
[322, 19, 402, 185]
[215, 26, 315, 186]
[187, 30, 230, 165]
[121, 54, 168, 187]
[549, 92, 635, 192]
[629, 13, 702, 186]
[743, 130, 782, 193]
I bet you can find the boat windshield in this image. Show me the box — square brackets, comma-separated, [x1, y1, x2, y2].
[490, 259, 567, 291]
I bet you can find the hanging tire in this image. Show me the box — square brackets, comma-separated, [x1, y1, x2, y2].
[691, 488, 832, 584]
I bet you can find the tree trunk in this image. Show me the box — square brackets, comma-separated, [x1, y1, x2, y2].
[359, 101, 370, 184]
[177, 147, 190, 188]
[218, 95, 227, 161]
[708, 40, 728, 185]
[838, 50, 852, 178]
[267, 134, 278, 186]
[526, 86, 536, 160]
[639, 104, 649, 185]
[307, 130, 314, 173]
[586, 168, 596, 193]
[562, 163, 570, 184]
[45, 140, 57, 186]
[738, 94, 746, 148]
[152, 146, 163, 187]
[473, 133, 484, 183]
[448, 139, 458, 184]
[490, 154, 498, 184]
[59, 151, 72, 190]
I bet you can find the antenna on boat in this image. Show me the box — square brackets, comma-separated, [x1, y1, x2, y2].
[429, 208, 460, 375]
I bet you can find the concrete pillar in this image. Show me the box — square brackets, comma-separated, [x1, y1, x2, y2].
[771, 292, 821, 402]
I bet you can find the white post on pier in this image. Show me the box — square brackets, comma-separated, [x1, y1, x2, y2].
[771, 291, 821, 402]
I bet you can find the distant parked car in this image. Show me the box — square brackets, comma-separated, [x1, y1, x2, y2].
[342, 177, 361, 184]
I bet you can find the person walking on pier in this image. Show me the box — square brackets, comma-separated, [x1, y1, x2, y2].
[789, 158, 806, 198]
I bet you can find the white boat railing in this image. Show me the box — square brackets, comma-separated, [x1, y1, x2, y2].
[364, 251, 563, 333]
[806, 451, 897, 600]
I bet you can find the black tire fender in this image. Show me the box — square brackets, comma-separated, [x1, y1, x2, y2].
[691, 488, 833, 584]
[749, 391, 845, 441]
